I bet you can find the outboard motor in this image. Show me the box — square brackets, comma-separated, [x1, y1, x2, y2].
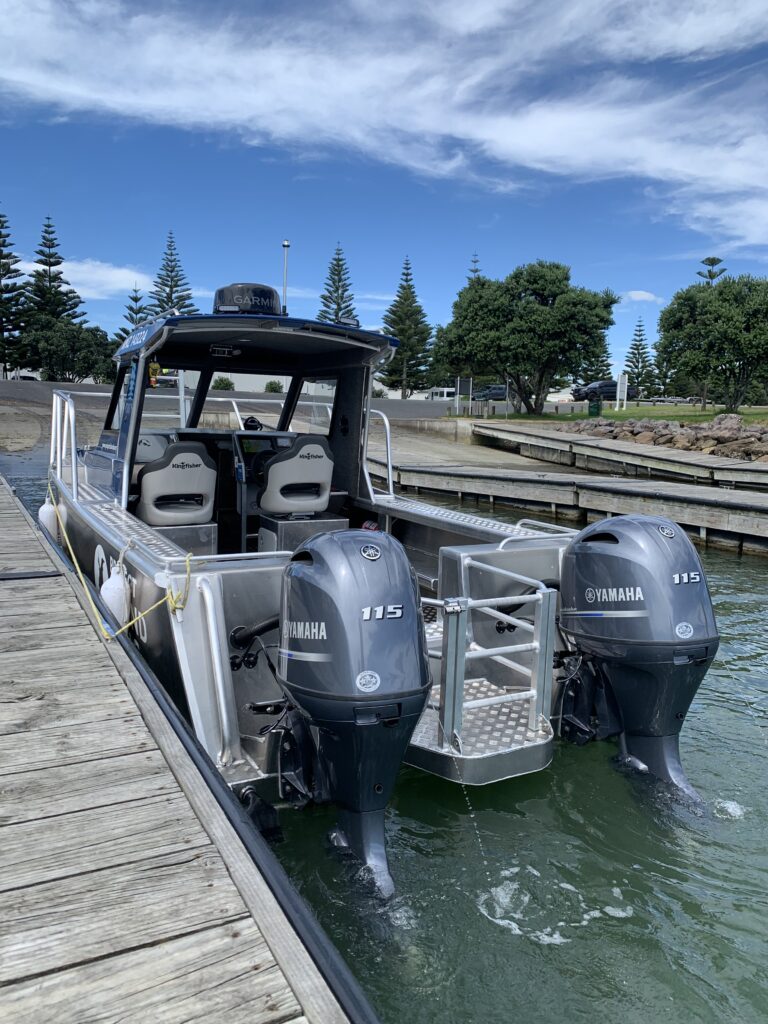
[277, 529, 431, 895]
[560, 515, 719, 799]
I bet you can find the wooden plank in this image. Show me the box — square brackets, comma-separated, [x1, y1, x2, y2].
[0, 716, 155, 776]
[0, 643, 115, 682]
[0, 676, 136, 734]
[0, 622, 103, 655]
[0, 750, 178, 826]
[97, 609, 351, 1024]
[0, 794, 211, 893]
[0, 849, 250, 983]
[0, 920, 303, 1024]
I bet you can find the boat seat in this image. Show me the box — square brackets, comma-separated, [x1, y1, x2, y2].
[136, 441, 217, 526]
[257, 434, 334, 516]
[131, 432, 173, 484]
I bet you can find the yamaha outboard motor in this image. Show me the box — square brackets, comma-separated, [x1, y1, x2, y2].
[277, 530, 430, 895]
[560, 515, 719, 799]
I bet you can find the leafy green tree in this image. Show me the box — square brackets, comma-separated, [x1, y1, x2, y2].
[0, 210, 24, 377]
[264, 379, 283, 393]
[657, 276, 768, 412]
[23, 315, 113, 383]
[148, 231, 199, 316]
[439, 261, 617, 414]
[113, 284, 150, 344]
[317, 245, 356, 323]
[378, 258, 431, 398]
[624, 319, 655, 393]
[212, 375, 234, 391]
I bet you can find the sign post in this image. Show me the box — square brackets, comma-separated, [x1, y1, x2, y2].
[616, 372, 629, 412]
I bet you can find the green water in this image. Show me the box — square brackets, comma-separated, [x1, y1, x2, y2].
[7, 467, 766, 1023]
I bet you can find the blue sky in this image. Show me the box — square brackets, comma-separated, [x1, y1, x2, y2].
[2, 0, 768, 373]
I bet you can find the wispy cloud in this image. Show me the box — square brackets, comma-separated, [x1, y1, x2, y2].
[622, 290, 665, 304]
[3, 1, 768, 250]
[18, 257, 152, 299]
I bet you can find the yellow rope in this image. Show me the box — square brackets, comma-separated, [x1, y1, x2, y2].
[46, 482, 192, 641]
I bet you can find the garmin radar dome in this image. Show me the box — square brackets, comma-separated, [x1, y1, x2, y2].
[213, 283, 282, 316]
[559, 514, 719, 800]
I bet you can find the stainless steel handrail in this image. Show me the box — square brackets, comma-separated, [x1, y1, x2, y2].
[426, 569, 557, 746]
[362, 408, 394, 500]
[51, 390, 80, 501]
[197, 577, 243, 767]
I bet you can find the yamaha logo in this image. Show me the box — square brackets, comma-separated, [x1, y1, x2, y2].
[585, 587, 596, 603]
[658, 524, 676, 538]
[361, 544, 381, 561]
[356, 670, 381, 693]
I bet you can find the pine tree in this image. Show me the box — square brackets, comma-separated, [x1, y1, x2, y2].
[575, 335, 612, 386]
[147, 231, 198, 315]
[25, 217, 84, 323]
[378, 257, 431, 398]
[696, 256, 726, 284]
[624, 319, 655, 394]
[113, 284, 150, 344]
[468, 253, 481, 280]
[317, 245, 356, 323]
[0, 209, 24, 377]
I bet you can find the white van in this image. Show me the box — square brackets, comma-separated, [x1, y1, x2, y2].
[426, 387, 456, 401]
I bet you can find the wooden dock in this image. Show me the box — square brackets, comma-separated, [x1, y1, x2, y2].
[368, 429, 768, 553]
[0, 479, 360, 1024]
[472, 421, 768, 489]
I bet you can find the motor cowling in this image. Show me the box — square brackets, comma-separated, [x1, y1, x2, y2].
[559, 515, 719, 797]
[277, 529, 430, 894]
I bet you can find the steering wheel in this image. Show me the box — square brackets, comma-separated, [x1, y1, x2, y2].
[243, 415, 264, 431]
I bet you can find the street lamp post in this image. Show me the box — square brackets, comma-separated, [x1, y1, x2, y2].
[282, 239, 290, 315]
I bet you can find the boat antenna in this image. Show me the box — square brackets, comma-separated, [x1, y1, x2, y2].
[282, 239, 290, 315]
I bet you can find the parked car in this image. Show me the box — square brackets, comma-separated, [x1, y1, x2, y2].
[473, 384, 508, 402]
[572, 380, 638, 401]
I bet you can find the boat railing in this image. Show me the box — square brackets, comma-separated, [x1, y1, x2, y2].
[422, 563, 556, 751]
[363, 408, 395, 501]
[50, 390, 81, 500]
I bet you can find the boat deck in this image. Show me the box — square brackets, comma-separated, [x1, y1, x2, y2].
[0, 478, 354, 1024]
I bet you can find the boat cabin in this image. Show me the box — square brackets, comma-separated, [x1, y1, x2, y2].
[86, 283, 396, 557]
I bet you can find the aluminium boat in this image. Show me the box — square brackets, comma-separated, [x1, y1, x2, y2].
[43, 282, 720, 894]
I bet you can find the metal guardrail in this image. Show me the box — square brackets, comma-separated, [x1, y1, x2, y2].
[51, 390, 80, 501]
[422, 559, 557, 751]
[363, 408, 394, 501]
[197, 576, 243, 767]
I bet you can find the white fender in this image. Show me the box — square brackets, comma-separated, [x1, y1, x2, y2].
[38, 500, 58, 540]
[100, 565, 131, 626]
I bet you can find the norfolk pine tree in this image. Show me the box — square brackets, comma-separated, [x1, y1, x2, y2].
[24, 217, 84, 323]
[20, 217, 86, 372]
[379, 258, 431, 398]
[0, 210, 24, 377]
[624, 319, 655, 394]
[317, 245, 356, 323]
[148, 231, 199, 315]
[575, 337, 612, 387]
[113, 285, 150, 344]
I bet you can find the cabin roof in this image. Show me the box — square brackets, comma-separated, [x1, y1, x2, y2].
[115, 314, 398, 371]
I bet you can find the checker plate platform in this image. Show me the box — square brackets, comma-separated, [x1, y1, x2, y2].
[406, 678, 554, 785]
